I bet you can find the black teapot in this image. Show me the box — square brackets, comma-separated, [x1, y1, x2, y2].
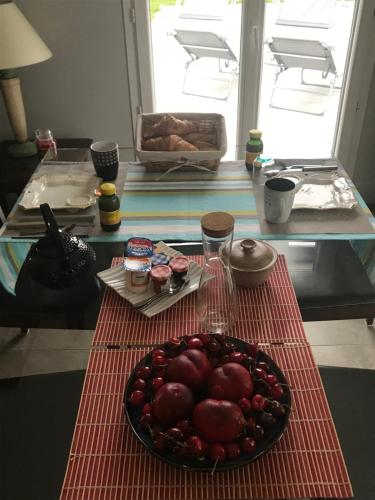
[15, 203, 100, 306]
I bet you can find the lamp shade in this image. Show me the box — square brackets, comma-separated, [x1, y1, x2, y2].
[0, 1, 52, 70]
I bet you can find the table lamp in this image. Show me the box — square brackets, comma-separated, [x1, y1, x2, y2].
[0, 1, 52, 157]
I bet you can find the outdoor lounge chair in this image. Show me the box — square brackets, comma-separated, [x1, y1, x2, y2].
[265, 36, 339, 115]
[172, 29, 238, 100]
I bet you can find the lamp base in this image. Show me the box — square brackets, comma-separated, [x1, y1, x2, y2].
[8, 141, 38, 158]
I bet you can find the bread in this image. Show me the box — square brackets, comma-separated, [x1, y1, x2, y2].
[182, 131, 217, 147]
[143, 114, 201, 139]
[142, 134, 198, 152]
[194, 141, 217, 151]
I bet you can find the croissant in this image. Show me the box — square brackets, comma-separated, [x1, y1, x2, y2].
[143, 114, 200, 139]
[142, 134, 198, 152]
[194, 141, 217, 151]
[182, 131, 217, 146]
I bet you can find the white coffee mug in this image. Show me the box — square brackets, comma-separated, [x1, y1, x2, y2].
[264, 177, 297, 223]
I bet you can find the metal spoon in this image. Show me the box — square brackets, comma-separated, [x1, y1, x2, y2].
[134, 277, 191, 311]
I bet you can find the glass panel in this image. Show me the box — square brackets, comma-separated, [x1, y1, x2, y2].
[259, 0, 356, 158]
[148, 0, 242, 159]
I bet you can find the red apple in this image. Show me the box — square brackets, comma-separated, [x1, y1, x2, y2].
[167, 349, 211, 391]
[152, 382, 195, 426]
[207, 363, 254, 401]
[193, 399, 245, 443]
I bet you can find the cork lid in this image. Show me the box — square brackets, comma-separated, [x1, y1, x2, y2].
[249, 129, 262, 139]
[201, 212, 235, 238]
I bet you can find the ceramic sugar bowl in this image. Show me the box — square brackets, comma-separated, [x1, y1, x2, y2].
[225, 238, 278, 288]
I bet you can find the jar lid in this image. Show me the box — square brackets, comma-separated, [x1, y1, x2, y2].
[150, 265, 172, 282]
[229, 239, 277, 272]
[100, 183, 116, 196]
[201, 212, 235, 238]
[170, 256, 189, 273]
[249, 129, 262, 139]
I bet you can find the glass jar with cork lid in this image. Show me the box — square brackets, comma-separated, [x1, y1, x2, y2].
[197, 211, 238, 334]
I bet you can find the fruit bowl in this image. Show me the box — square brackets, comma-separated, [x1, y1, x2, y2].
[124, 335, 291, 472]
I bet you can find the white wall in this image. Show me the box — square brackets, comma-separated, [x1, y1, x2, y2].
[0, 0, 135, 154]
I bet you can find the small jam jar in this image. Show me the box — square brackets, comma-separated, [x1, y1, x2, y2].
[150, 265, 172, 293]
[169, 256, 190, 284]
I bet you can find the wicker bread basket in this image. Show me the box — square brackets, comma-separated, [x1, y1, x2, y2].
[136, 112, 227, 172]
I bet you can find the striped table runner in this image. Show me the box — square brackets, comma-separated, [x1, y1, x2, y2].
[60, 255, 352, 499]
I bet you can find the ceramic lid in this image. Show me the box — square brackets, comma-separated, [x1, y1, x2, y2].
[229, 239, 277, 272]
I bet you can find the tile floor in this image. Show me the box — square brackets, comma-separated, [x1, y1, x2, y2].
[0, 319, 374, 379]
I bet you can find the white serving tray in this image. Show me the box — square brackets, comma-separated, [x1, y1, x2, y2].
[19, 172, 98, 210]
[97, 242, 202, 318]
[276, 171, 358, 210]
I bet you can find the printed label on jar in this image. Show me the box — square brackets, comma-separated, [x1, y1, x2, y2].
[246, 151, 258, 165]
[100, 209, 121, 226]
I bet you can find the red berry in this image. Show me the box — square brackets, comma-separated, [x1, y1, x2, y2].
[176, 419, 193, 438]
[152, 348, 166, 358]
[139, 413, 154, 429]
[198, 333, 211, 346]
[246, 342, 258, 358]
[151, 377, 164, 391]
[200, 440, 209, 457]
[187, 337, 203, 349]
[129, 390, 145, 406]
[257, 361, 269, 372]
[266, 374, 278, 386]
[154, 434, 168, 451]
[220, 354, 231, 365]
[229, 352, 244, 363]
[240, 437, 256, 454]
[136, 366, 152, 379]
[153, 367, 167, 378]
[252, 394, 265, 411]
[168, 337, 181, 347]
[259, 411, 276, 429]
[153, 355, 167, 366]
[269, 400, 286, 418]
[270, 383, 284, 400]
[209, 443, 226, 463]
[238, 397, 252, 415]
[254, 368, 267, 381]
[253, 424, 265, 441]
[142, 402, 152, 415]
[225, 442, 241, 459]
[207, 340, 221, 355]
[246, 416, 256, 433]
[187, 435, 203, 456]
[166, 427, 184, 442]
[133, 378, 147, 391]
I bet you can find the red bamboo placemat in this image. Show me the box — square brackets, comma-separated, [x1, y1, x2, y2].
[60, 345, 352, 500]
[94, 255, 306, 346]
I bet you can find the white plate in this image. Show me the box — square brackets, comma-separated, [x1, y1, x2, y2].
[97, 242, 202, 318]
[276, 171, 358, 210]
[19, 172, 98, 210]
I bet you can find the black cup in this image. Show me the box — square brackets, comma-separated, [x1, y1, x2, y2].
[90, 140, 119, 181]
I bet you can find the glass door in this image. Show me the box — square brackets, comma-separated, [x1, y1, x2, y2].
[126, 0, 359, 161]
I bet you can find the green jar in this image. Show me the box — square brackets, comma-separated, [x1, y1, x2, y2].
[98, 182, 121, 232]
[245, 129, 263, 172]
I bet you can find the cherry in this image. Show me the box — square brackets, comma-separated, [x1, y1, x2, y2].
[153, 367, 167, 378]
[207, 340, 221, 355]
[269, 400, 286, 418]
[168, 337, 181, 347]
[136, 366, 152, 380]
[129, 390, 145, 407]
[220, 354, 231, 365]
[150, 424, 163, 438]
[200, 440, 209, 457]
[222, 343, 235, 354]
[240, 437, 256, 454]
[142, 402, 152, 415]
[139, 413, 154, 429]
[229, 352, 244, 364]
[252, 394, 266, 411]
[225, 442, 241, 459]
[187, 435, 203, 456]
[176, 419, 193, 438]
[154, 434, 168, 451]
[266, 373, 278, 386]
[253, 424, 265, 441]
[258, 411, 276, 429]
[246, 342, 258, 358]
[254, 368, 267, 381]
[151, 377, 164, 391]
[270, 383, 284, 400]
[198, 333, 211, 346]
[165, 427, 184, 442]
[209, 443, 226, 463]
[257, 361, 269, 372]
[187, 337, 203, 349]
[133, 378, 147, 391]
[246, 416, 256, 433]
[153, 355, 167, 366]
[238, 397, 252, 415]
[152, 348, 166, 358]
